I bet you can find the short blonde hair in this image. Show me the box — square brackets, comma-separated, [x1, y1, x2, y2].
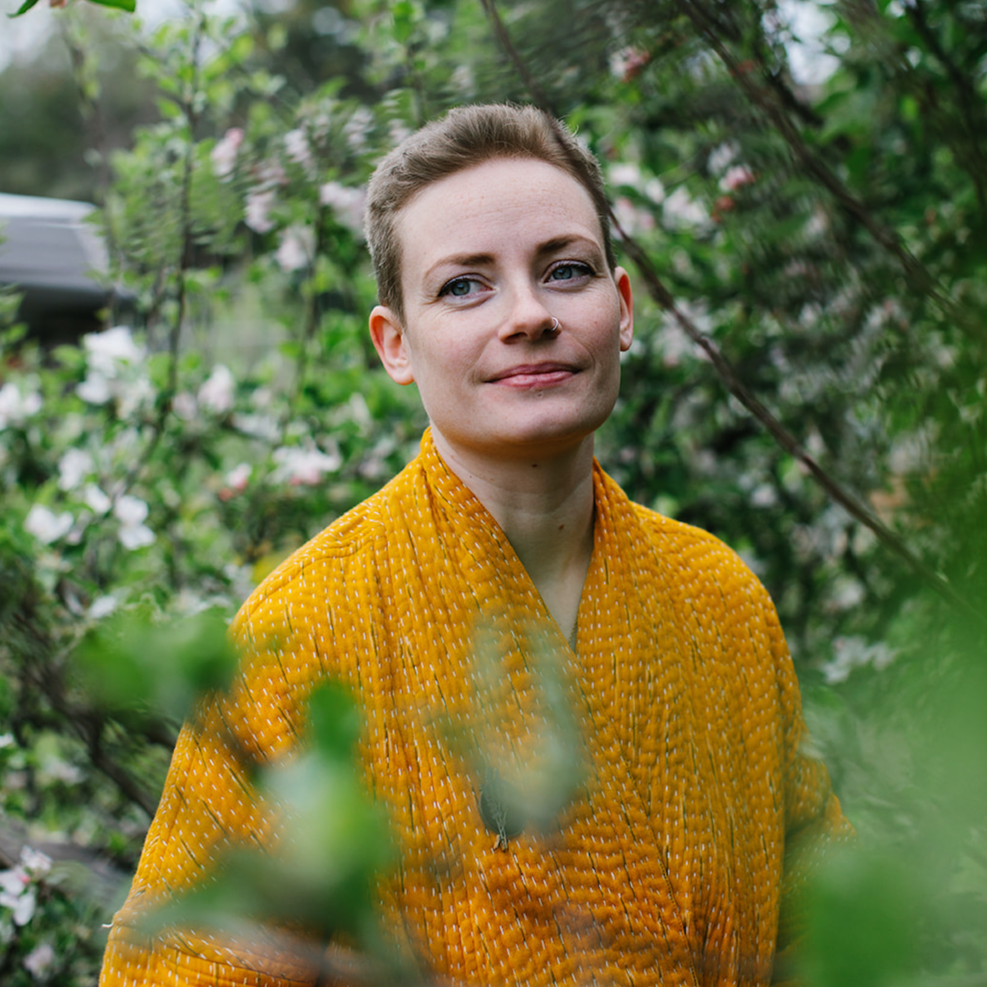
[365, 104, 616, 322]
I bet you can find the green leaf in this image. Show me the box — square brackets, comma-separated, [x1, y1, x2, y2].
[8, 0, 41, 17]
[87, 0, 137, 9]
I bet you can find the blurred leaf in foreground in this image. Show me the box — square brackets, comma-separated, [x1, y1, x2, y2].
[76, 607, 238, 729]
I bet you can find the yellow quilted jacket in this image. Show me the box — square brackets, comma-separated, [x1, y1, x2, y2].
[99, 429, 850, 986]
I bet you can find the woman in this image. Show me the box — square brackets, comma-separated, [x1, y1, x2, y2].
[99, 104, 851, 987]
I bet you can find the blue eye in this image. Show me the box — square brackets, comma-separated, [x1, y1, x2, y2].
[440, 277, 480, 297]
[548, 262, 591, 282]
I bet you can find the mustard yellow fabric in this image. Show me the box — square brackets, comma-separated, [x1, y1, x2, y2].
[99, 429, 851, 987]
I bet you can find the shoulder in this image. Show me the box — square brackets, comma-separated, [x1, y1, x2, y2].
[633, 503, 761, 580]
[608, 485, 781, 631]
[230, 460, 418, 638]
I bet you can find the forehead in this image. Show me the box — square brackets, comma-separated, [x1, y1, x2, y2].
[394, 158, 605, 277]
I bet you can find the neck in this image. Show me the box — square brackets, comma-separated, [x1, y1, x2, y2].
[430, 429, 596, 642]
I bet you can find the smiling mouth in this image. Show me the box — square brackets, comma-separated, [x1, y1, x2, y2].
[488, 363, 580, 385]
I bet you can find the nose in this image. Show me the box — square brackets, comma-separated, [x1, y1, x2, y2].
[498, 285, 558, 342]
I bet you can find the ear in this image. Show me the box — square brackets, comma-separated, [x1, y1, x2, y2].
[369, 305, 415, 385]
[614, 266, 634, 352]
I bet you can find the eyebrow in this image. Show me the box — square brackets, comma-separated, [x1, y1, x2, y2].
[423, 235, 600, 282]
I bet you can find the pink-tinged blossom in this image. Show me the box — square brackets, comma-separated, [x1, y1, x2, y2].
[319, 182, 366, 235]
[172, 391, 198, 421]
[219, 462, 252, 501]
[226, 463, 252, 491]
[720, 165, 756, 192]
[284, 128, 314, 169]
[24, 505, 74, 545]
[276, 225, 315, 272]
[245, 189, 277, 234]
[612, 196, 655, 237]
[0, 848, 51, 927]
[609, 46, 650, 82]
[662, 186, 710, 230]
[198, 365, 236, 414]
[211, 127, 244, 179]
[24, 942, 56, 977]
[256, 160, 287, 187]
[343, 107, 372, 152]
[0, 382, 43, 429]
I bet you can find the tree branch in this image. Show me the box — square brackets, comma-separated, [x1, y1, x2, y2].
[478, 0, 985, 629]
[678, 0, 986, 346]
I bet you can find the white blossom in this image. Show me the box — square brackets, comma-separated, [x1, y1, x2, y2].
[83, 484, 112, 515]
[23, 942, 56, 978]
[233, 412, 280, 442]
[88, 595, 119, 620]
[77, 373, 113, 405]
[245, 189, 277, 234]
[823, 636, 897, 684]
[117, 375, 156, 419]
[609, 163, 642, 189]
[0, 382, 42, 429]
[114, 495, 155, 550]
[58, 448, 94, 491]
[276, 225, 315, 272]
[644, 178, 666, 204]
[0, 870, 35, 926]
[319, 182, 366, 235]
[198, 365, 236, 414]
[271, 443, 342, 485]
[24, 505, 74, 545]
[707, 141, 738, 175]
[78, 327, 153, 415]
[211, 127, 244, 179]
[114, 494, 148, 526]
[83, 326, 143, 376]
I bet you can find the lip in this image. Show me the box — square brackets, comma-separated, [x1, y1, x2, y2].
[487, 362, 580, 385]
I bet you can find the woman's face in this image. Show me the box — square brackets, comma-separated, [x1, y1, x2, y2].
[370, 157, 633, 465]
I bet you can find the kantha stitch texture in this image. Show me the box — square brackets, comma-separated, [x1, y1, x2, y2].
[99, 429, 851, 987]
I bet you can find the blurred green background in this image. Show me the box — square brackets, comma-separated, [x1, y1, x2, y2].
[0, 0, 985, 982]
